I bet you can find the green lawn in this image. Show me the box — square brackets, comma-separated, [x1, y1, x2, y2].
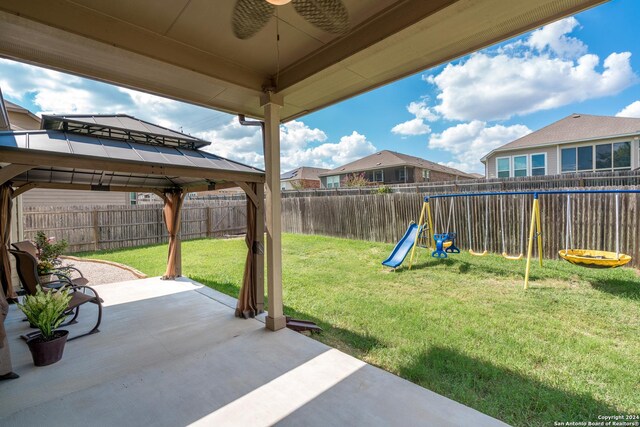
[77, 234, 640, 426]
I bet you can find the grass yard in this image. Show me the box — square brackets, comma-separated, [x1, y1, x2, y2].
[78, 234, 640, 427]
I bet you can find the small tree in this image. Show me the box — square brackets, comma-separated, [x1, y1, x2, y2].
[342, 173, 369, 187]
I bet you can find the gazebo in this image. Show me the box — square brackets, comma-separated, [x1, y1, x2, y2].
[0, 112, 267, 313]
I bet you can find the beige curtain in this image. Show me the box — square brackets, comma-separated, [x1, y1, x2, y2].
[162, 190, 186, 280]
[236, 183, 258, 318]
[0, 185, 15, 300]
[0, 283, 13, 376]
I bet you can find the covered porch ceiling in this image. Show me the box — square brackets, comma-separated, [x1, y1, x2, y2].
[0, 0, 607, 122]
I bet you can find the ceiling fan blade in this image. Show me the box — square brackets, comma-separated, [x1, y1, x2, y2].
[232, 0, 275, 40]
[292, 0, 349, 35]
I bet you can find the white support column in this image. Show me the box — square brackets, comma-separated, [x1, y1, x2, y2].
[261, 92, 286, 331]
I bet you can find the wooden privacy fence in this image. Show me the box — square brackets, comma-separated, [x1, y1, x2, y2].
[281, 170, 640, 198]
[282, 190, 640, 267]
[23, 201, 247, 252]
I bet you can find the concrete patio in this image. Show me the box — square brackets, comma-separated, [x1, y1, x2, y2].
[0, 277, 507, 426]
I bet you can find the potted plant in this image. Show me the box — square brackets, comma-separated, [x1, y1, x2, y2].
[34, 231, 69, 282]
[17, 286, 72, 366]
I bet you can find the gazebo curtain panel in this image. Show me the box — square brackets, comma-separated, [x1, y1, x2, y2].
[162, 190, 186, 280]
[236, 183, 259, 319]
[0, 184, 15, 300]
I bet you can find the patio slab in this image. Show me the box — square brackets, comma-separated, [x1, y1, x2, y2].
[0, 277, 508, 426]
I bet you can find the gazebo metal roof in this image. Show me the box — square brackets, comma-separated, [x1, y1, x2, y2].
[0, 129, 263, 196]
[41, 114, 210, 150]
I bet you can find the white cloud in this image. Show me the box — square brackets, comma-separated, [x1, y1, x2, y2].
[423, 18, 637, 122]
[198, 120, 376, 171]
[391, 100, 437, 136]
[526, 17, 587, 58]
[428, 121, 531, 173]
[616, 101, 640, 118]
[282, 130, 376, 170]
[407, 101, 438, 121]
[391, 118, 431, 136]
[0, 58, 231, 132]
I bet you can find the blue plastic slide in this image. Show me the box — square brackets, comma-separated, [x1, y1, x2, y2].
[381, 223, 418, 269]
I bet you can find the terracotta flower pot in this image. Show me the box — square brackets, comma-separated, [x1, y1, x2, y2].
[26, 330, 69, 366]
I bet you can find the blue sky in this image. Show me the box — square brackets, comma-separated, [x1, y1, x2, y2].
[1, 0, 639, 174]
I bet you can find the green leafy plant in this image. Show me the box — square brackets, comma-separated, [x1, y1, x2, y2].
[376, 185, 392, 194]
[17, 286, 72, 340]
[34, 231, 68, 274]
[342, 172, 369, 187]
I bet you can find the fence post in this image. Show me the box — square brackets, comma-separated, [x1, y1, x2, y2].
[92, 209, 99, 251]
[206, 206, 212, 238]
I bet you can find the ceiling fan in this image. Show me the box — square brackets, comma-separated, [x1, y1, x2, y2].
[232, 0, 350, 40]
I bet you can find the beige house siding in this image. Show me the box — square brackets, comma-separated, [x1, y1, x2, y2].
[486, 136, 640, 178]
[22, 189, 132, 207]
[7, 110, 40, 130]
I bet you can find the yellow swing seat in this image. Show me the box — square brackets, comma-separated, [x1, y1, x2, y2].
[558, 249, 632, 269]
[443, 241, 453, 249]
[502, 252, 523, 261]
[469, 249, 487, 257]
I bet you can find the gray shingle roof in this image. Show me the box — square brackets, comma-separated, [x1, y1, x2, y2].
[318, 150, 474, 178]
[281, 166, 329, 181]
[483, 114, 640, 160]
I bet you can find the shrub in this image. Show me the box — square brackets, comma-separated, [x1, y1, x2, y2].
[376, 185, 393, 194]
[34, 231, 68, 274]
[18, 286, 72, 340]
[342, 173, 369, 187]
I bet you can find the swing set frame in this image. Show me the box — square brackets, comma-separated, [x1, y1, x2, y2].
[407, 189, 639, 289]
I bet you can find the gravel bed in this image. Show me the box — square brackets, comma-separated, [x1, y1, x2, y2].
[61, 259, 140, 285]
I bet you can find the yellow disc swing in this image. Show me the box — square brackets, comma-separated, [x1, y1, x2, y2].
[558, 193, 631, 269]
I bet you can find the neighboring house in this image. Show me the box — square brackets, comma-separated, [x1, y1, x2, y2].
[4, 99, 41, 130]
[482, 114, 640, 178]
[318, 150, 474, 188]
[280, 167, 329, 190]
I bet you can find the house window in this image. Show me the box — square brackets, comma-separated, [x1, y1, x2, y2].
[613, 142, 631, 168]
[531, 153, 546, 176]
[422, 169, 430, 180]
[577, 146, 593, 171]
[326, 175, 340, 188]
[595, 144, 612, 169]
[497, 157, 510, 178]
[563, 142, 631, 173]
[513, 155, 527, 177]
[373, 170, 384, 182]
[396, 168, 406, 182]
[561, 148, 577, 173]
